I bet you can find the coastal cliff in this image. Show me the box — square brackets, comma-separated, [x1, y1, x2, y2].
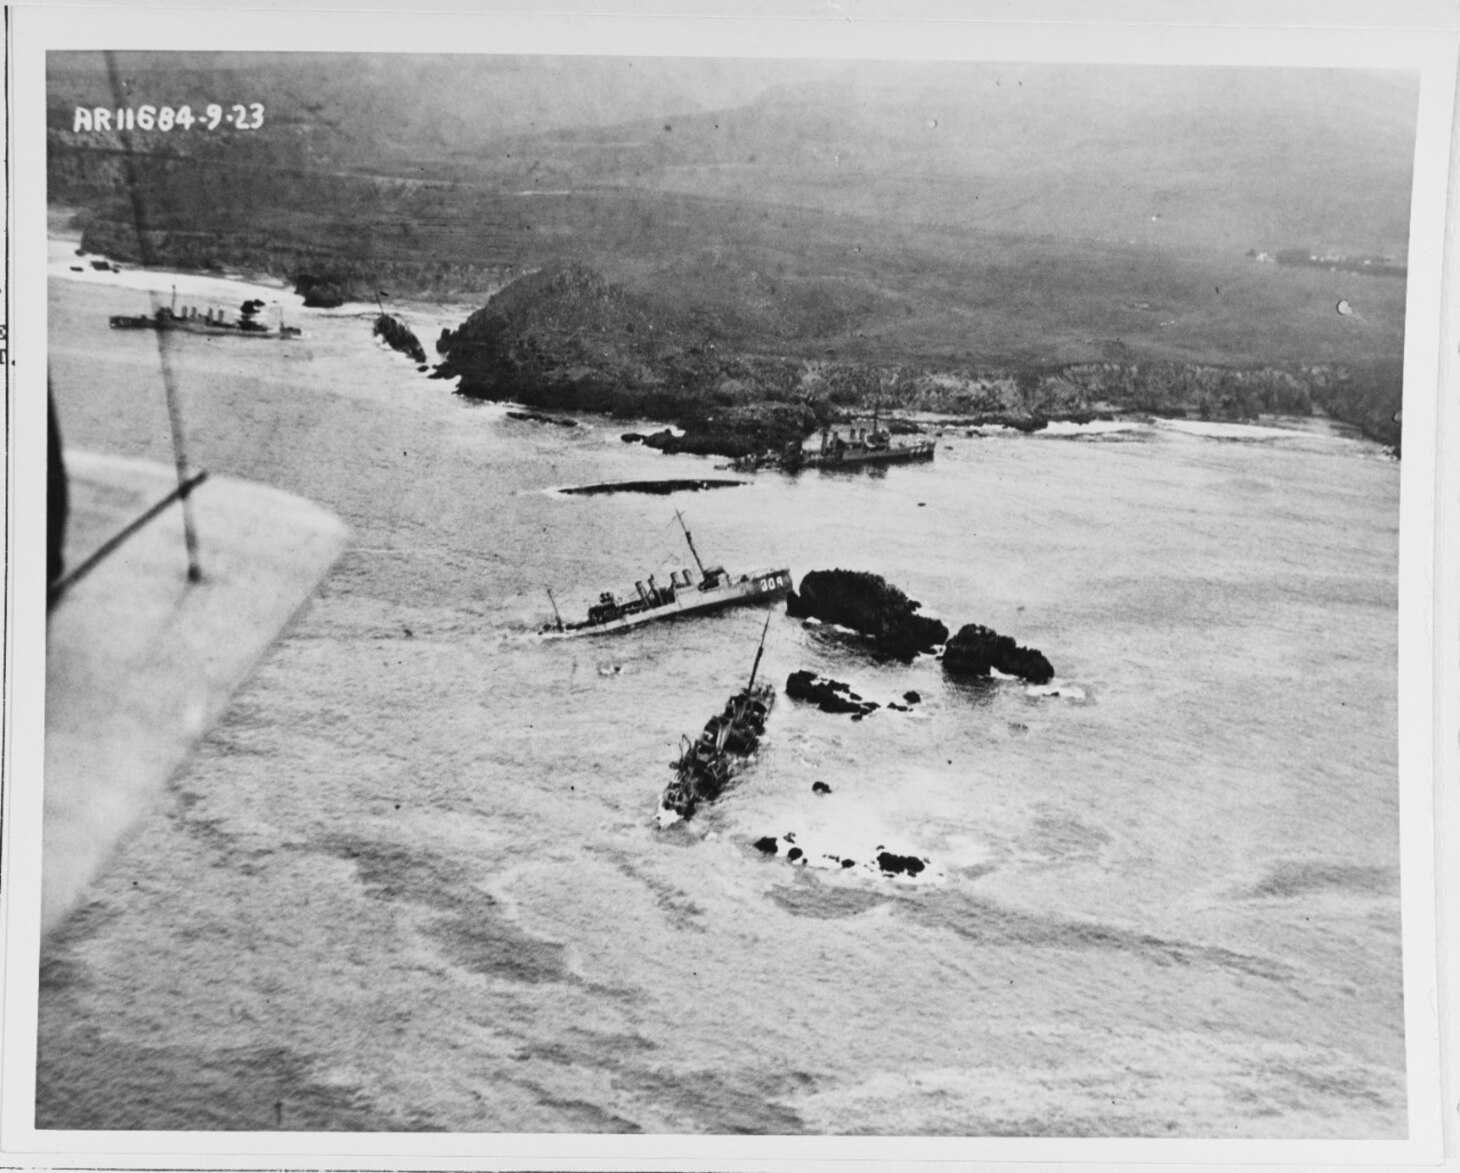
[432, 261, 827, 457]
[432, 261, 1404, 454]
[49, 55, 1408, 455]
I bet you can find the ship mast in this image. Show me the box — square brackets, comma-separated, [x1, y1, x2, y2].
[674, 509, 707, 578]
[746, 610, 772, 691]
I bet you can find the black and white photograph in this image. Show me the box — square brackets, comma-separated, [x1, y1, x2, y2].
[4, 3, 1455, 1166]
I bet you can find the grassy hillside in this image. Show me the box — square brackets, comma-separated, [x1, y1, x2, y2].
[48, 53, 1413, 445]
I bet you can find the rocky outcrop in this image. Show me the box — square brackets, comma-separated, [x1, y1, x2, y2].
[875, 850, 927, 877]
[941, 623, 1054, 684]
[752, 831, 937, 880]
[786, 570, 948, 661]
[71, 189, 1405, 451]
[640, 404, 820, 461]
[560, 478, 743, 497]
[507, 410, 577, 428]
[373, 315, 428, 364]
[785, 670, 879, 718]
[430, 261, 827, 459]
[294, 273, 348, 308]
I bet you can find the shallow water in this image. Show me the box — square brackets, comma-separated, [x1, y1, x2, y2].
[39, 265, 1405, 1136]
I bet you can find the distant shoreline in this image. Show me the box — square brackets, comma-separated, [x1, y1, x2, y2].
[49, 207, 1403, 459]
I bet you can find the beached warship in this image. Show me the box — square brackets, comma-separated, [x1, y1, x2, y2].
[804, 407, 935, 468]
[657, 616, 775, 825]
[110, 298, 301, 339]
[47, 48, 345, 935]
[543, 510, 790, 636]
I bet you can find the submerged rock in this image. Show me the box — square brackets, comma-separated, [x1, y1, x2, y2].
[942, 623, 1054, 684]
[374, 314, 428, 364]
[786, 569, 948, 661]
[561, 478, 745, 497]
[753, 832, 938, 881]
[785, 670, 879, 717]
[507, 410, 578, 428]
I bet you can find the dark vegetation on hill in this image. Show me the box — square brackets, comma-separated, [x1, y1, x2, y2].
[433, 260, 1404, 452]
[49, 53, 1413, 450]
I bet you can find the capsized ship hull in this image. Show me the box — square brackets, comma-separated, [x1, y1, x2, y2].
[546, 567, 791, 637]
[542, 508, 790, 636]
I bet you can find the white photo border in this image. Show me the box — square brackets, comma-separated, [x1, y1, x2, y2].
[4, 3, 1454, 1168]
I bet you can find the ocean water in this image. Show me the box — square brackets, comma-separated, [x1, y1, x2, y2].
[38, 262, 1405, 1137]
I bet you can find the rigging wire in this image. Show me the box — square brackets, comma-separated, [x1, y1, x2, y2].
[102, 50, 203, 583]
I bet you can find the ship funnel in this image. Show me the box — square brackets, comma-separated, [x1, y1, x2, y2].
[636, 580, 650, 605]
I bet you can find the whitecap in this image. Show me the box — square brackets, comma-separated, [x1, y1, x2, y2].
[1025, 679, 1087, 700]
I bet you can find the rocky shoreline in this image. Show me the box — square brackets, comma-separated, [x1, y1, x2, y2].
[69, 223, 1403, 458]
[429, 260, 1403, 458]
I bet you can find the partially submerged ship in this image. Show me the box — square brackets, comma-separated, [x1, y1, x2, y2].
[804, 407, 935, 468]
[110, 296, 301, 339]
[46, 58, 339, 936]
[657, 616, 775, 825]
[543, 510, 790, 636]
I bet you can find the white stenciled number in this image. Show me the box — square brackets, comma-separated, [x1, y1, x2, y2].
[248, 102, 265, 129]
[157, 106, 174, 131]
[136, 105, 156, 130]
[174, 106, 194, 130]
[205, 103, 222, 130]
[231, 104, 246, 127]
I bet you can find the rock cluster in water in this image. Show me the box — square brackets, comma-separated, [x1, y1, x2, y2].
[785, 672, 924, 719]
[752, 832, 936, 880]
[941, 623, 1055, 684]
[785, 670, 879, 718]
[560, 478, 744, 497]
[374, 314, 428, 364]
[786, 569, 948, 662]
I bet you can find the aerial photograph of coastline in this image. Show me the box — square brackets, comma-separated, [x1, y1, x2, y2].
[36, 44, 1418, 1138]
